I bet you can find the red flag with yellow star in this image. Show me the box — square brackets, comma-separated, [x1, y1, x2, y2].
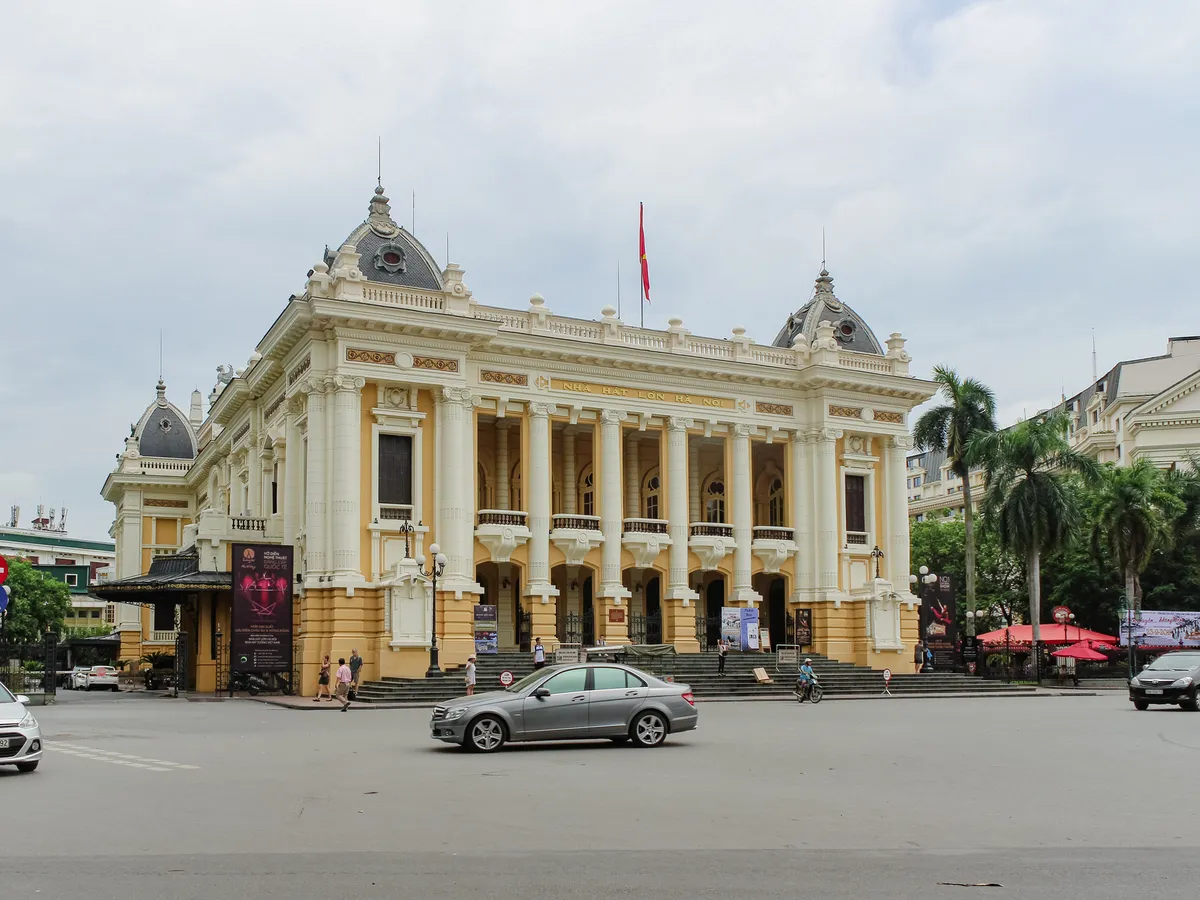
[639, 202, 651, 304]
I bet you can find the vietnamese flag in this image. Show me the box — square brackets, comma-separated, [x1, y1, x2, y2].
[639, 202, 651, 303]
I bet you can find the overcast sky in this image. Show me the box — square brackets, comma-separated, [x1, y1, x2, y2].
[2, 1, 1197, 541]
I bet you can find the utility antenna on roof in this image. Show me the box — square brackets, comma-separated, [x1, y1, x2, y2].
[1092, 327, 1098, 385]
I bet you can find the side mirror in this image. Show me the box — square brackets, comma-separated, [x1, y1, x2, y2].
[533, 688, 551, 699]
[16, 695, 30, 705]
[1142, 663, 1150, 670]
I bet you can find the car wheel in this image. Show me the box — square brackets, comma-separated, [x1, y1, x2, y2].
[1134, 700, 1149, 711]
[1183, 694, 1199, 712]
[465, 715, 506, 753]
[16, 761, 38, 773]
[631, 711, 668, 747]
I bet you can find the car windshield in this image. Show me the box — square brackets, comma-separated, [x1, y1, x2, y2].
[0, 682, 14, 703]
[505, 668, 557, 693]
[1147, 654, 1200, 671]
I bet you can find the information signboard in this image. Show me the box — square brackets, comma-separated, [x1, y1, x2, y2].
[230, 543, 294, 673]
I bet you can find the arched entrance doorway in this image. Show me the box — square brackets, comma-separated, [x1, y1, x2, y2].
[704, 577, 725, 649]
[646, 576, 662, 644]
[752, 573, 789, 649]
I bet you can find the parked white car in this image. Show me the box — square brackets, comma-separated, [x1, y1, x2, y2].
[0, 682, 42, 773]
[85, 666, 120, 691]
[68, 666, 91, 690]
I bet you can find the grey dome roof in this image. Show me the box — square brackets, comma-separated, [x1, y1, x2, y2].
[134, 381, 197, 460]
[324, 185, 443, 292]
[772, 269, 883, 355]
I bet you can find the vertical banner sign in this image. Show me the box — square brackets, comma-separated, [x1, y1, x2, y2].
[920, 574, 957, 670]
[741, 608, 760, 651]
[474, 604, 499, 655]
[231, 543, 294, 672]
[721, 607, 743, 650]
[795, 609, 813, 647]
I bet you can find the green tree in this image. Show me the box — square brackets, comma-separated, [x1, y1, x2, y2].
[910, 518, 1026, 632]
[0, 559, 73, 644]
[971, 412, 1099, 646]
[1090, 460, 1184, 613]
[912, 366, 997, 635]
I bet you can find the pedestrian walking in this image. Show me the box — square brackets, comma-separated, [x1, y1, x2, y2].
[465, 655, 477, 696]
[313, 655, 333, 701]
[349, 648, 363, 700]
[334, 657, 353, 711]
[914, 642, 925, 675]
[717, 637, 729, 676]
[533, 637, 547, 669]
[924, 644, 935, 673]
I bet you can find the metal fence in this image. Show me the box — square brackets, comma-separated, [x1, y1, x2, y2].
[0, 634, 58, 698]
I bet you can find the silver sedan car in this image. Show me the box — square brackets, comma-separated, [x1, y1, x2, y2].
[430, 663, 698, 752]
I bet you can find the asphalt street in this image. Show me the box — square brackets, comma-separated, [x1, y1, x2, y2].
[6, 690, 1198, 899]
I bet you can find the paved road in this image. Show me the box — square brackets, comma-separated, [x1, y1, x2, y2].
[7, 691, 1197, 898]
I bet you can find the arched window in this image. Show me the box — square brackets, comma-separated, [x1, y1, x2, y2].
[768, 476, 785, 527]
[579, 465, 595, 516]
[510, 462, 522, 510]
[704, 475, 726, 523]
[478, 462, 489, 510]
[643, 469, 661, 520]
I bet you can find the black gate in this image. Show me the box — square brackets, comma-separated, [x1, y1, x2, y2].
[517, 605, 532, 653]
[784, 610, 796, 647]
[0, 634, 58, 697]
[631, 613, 663, 644]
[695, 615, 722, 650]
[173, 631, 188, 698]
[561, 612, 584, 645]
[582, 608, 595, 646]
[629, 614, 647, 644]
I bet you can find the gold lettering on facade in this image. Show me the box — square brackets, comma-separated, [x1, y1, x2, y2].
[549, 378, 736, 410]
[145, 498, 189, 509]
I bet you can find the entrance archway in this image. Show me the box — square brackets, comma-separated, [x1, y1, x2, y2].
[704, 578, 725, 648]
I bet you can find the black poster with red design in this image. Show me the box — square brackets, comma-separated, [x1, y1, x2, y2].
[920, 574, 957, 670]
[231, 543, 294, 672]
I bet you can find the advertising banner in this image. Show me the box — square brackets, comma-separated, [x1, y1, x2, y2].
[1120, 610, 1200, 648]
[231, 543, 294, 673]
[473, 604, 498, 655]
[920, 574, 957, 670]
[721, 607, 743, 650]
[741, 608, 760, 651]
[794, 609, 812, 647]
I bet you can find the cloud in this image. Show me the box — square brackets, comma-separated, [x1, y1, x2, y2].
[1, 1, 1198, 536]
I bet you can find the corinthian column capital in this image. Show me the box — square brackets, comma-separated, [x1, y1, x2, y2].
[667, 416, 694, 432]
[599, 409, 627, 426]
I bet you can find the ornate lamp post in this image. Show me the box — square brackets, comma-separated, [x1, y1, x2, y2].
[416, 543, 448, 678]
[908, 565, 938, 669]
[870, 545, 885, 580]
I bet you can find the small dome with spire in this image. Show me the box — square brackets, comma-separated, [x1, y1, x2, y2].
[323, 183, 445, 292]
[771, 268, 883, 354]
[132, 380, 197, 459]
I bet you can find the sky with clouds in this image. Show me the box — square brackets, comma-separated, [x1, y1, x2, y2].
[2, 1, 1197, 540]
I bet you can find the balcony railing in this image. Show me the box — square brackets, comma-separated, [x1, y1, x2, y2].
[623, 518, 669, 535]
[378, 503, 414, 522]
[478, 510, 529, 527]
[149, 630, 179, 643]
[753, 526, 794, 541]
[231, 517, 266, 532]
[845, 531, 869, 547]
[552, 514, 601, 531]
[690, 523, 734, 538]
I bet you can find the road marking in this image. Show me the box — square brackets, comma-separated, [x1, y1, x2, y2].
[51, 742, 199, 772]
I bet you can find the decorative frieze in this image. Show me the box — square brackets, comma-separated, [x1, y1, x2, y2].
[875, 411, 904, 424]
[231, 422, 251, 444]
[145, 498, 189, 509]
[263, 393, 286, 423]
[829, 405, 863, 419]
[481, 370, 528, 386]
[287, 355, 311, 385]
[756, 401, 793, 416]
[414, 355, 460, 373]
[347, 347, 396, 365]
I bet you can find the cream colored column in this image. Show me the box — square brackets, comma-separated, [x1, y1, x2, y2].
[246, 418, 261, 516]
[302, 377, 329, 578]
[282, 399, 304, 545]
[331, 375, 366, 580]
[789, 431, 815, 599]
[624, 433, 640, 518]
[688, 440, 701, 522]
[815, 428, 840, 595]
[525, 403, 557, 600]
[730, 424, 758, 604]
[598, 409, 629, 600]
[437, 386, 476, 584]
[495, 421, 510, 511]
[561, 427, 576, 515]
[666, 417, 696, 601]
[887, 435, 913, 590]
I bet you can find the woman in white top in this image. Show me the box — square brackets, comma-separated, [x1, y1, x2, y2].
[465, 656, 477, 696]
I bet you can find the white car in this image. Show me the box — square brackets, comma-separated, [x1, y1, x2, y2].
[0, 682, 42, 773]
[68, 667, 91, 690]
[85, 666, 120, 691]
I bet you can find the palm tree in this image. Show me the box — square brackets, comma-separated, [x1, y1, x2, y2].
[1091, 459, 1185, 613]
[912, 367, 997, 633]
[971, 412, 1099, 649]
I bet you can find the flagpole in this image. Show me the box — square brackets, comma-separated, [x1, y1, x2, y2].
[617, 260, 621, 320]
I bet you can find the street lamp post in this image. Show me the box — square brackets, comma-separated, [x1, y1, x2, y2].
[416, 543, 448, 678]
[908, 565, 938, 670]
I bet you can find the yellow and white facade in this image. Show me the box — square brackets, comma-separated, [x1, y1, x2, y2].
[102, 185, 936, 693]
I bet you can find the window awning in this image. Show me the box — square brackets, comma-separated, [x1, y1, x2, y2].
[91, 547, 230, 604]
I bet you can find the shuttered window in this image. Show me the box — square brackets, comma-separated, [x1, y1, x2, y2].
[845, 474, 866, 533]
[378, 434, 413, 505]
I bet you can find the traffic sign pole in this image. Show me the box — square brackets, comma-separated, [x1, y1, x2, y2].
[882, 667, 893, 696]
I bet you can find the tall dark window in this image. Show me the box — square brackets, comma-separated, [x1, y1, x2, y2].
[845, 474, 866, 533]
[153, 603, 176, 632]
[271, 463, 278, 515]
[378, 434, 413, 506]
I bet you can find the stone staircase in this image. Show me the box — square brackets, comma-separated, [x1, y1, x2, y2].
[355, 649, 1035, 704]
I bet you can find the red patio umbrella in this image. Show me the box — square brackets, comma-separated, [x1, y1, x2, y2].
[1051, 642, 1110, 661]
[978, 624, 1117, 646]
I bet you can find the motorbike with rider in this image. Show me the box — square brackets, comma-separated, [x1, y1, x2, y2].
[795, 657, 823, 703]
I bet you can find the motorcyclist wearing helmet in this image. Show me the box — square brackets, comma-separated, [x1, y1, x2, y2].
[797, 658, 817, 701]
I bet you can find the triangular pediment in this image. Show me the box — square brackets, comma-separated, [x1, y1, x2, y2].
[1132, 368, 1200, 419]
